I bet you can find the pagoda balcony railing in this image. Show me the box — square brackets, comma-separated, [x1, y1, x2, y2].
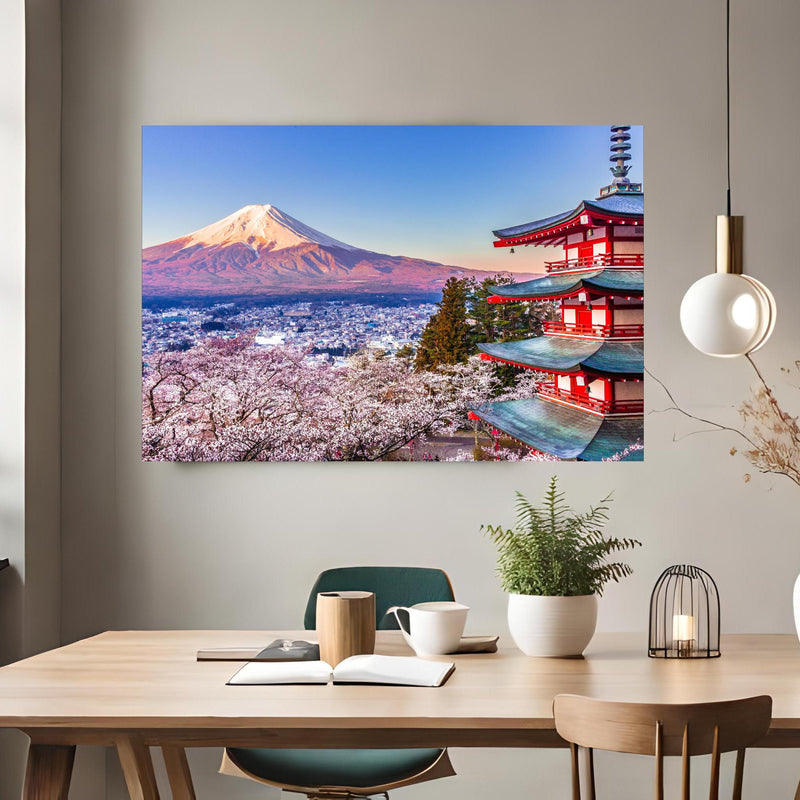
[538, 384, 644, 415]
[544, 253, 644, 273]
[544, 320, 644, 338]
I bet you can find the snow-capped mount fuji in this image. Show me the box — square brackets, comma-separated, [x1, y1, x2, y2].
[142, 204, 535, 300]
[177, 204, 360, 253]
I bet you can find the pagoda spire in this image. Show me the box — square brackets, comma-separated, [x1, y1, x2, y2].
[609, 125, 632, 185]
[597, 125, 642, 199]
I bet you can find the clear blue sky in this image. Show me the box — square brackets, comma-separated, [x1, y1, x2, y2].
[142, 125, 643, 271]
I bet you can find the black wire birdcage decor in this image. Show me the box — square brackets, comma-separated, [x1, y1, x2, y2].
[648, 565, 721, 659]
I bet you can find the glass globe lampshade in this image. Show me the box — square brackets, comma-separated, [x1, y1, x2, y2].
[679, 216, 776, 357]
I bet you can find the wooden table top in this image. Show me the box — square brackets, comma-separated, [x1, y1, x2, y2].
[1, 631, 798, 748]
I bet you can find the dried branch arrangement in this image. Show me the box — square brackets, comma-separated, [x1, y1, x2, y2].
[650, 357, 800, 488]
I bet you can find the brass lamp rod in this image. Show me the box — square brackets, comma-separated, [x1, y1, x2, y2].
[716, 215, 742, 275]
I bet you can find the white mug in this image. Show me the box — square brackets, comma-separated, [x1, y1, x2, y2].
[387, 601, 469, 656]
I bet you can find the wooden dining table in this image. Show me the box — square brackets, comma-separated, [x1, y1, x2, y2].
[3, 630, 800, 799]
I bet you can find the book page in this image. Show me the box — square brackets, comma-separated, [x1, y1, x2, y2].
[332, 655, 455, 687]
[227, 660, 333, 685]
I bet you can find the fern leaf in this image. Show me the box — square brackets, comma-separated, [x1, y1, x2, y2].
[481, 476, 640, 597]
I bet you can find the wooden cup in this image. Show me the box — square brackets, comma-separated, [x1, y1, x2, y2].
[316, 591, 376, 668]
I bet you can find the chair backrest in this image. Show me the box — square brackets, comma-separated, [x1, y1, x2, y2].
[553, 694, 772, 800]
[303, 566, 455, 630]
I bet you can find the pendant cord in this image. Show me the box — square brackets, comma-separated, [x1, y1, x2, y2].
[726, 0, 731, 216]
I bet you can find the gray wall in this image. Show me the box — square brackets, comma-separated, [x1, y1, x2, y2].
[0, 1, 29, 795]
[24, 0, 62, 663]
[56, 0, 800, 797]
[0, 0, 26, 670]
[0, 0, 63, 796]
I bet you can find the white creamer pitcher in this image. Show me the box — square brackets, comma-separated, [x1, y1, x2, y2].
[387, 601, 469, 656]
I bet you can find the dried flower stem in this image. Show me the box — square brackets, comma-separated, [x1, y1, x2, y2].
[646, 368, 759, 449]
[647, 360, 800, 488]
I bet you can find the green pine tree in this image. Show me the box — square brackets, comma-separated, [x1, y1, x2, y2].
[414, 277, 470, 370]
[466, 274, 554, 350]
[460, 273, 559, 389]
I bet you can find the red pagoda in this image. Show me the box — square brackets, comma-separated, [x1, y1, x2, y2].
[471, 126, 644, 461]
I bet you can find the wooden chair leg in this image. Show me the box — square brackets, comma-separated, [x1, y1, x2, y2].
[578, 747, 595, 800]
[23, 744, 75, 800]
[708, 726, 720, 800]
[116, 735, 160, 800]
[732, 749, 745, 800]
[681, 724, 690, 800]
[162, 746, 196, 800]
[570, 743, 581, 800]
[655, 720, 664, 800]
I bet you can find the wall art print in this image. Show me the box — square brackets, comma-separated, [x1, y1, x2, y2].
[142, 125, 644, 462]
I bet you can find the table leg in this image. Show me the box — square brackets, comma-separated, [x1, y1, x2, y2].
[162, 746, 196, 800]
[23, 744, 75, 800]
[116, 735, 160, 800]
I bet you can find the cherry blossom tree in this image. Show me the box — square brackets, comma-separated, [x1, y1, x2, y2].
[142, 336, 543, 462]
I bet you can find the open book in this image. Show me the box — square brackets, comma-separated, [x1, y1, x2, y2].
[227, 654, 455, 687]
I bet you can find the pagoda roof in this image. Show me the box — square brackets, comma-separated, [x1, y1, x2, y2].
[493, 193, 643, 240]
[490, 269, 643, 301]
[478, 336, 643, 377]
[470, 396, 643, 461]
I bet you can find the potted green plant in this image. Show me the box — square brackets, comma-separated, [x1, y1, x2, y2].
[483, 476, 641, 657]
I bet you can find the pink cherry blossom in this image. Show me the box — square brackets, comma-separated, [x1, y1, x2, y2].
[142, 336, 549, 462]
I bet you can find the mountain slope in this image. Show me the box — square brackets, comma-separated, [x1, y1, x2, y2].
[177, 204, 360, 252]
[142, 204, 535, 299]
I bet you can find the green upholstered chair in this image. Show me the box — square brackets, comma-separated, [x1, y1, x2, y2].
[303, 566, 456, 631]
[221, 566, 457, 799]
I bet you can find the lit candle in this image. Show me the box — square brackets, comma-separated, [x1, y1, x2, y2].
[672, 614, 695, 656]
[672, 614, 694, 641]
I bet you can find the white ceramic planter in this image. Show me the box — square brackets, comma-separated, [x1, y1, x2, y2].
[507, 593, 598, 657]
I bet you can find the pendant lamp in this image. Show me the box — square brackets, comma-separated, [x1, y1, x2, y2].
[679, 0, 776, 357]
